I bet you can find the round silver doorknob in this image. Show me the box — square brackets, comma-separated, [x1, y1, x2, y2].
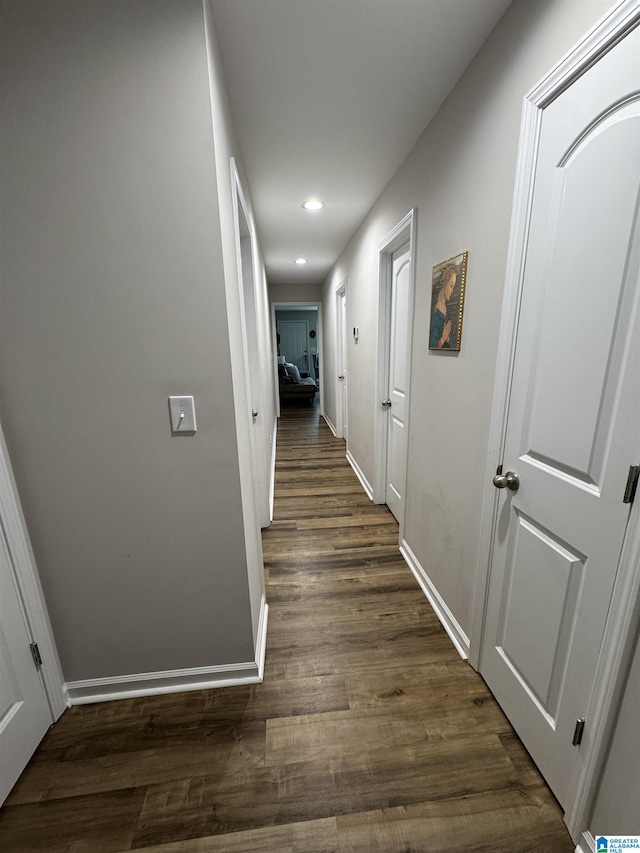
[381, 398, 392, 408]
[492, 471, 519, 492]
[252, 410, 258, 418]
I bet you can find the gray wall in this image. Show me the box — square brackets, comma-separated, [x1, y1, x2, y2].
[321, 0, 613, 640]
[0, 0, 260, 681]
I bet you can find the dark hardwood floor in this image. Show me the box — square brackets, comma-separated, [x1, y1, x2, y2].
[0, 402, 574, 852]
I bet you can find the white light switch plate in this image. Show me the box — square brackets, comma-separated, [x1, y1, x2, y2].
[168, 396, 197, 434]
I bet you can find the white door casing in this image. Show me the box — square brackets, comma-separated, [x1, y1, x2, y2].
[478, 11, 640, 820]
[374, 210, 416, 529]
[272, 302, 323, 420]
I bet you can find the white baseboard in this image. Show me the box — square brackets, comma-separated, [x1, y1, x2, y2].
[67, 601, 269, 705]
[322, 413, 337, 436]
[575, 832, 595, 853]
[400, 539, 470, 660]
[346, 450, 373, 501]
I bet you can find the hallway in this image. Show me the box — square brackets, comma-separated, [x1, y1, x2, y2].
[260, 403, 574, 851]
[0, 404, 573, 852]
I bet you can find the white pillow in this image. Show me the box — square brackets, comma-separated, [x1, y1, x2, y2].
[284, 362, 301, 382]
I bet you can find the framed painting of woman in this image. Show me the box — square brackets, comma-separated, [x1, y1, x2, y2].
[429, 251, 468, 352]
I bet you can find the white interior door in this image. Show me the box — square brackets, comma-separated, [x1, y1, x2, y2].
[238, 221, 269, 531]
[385, 241, 411, 521]
[0, 528, 52, 804]
[278, 321, 309, 375]
[337, 288, 347, 440]
[480, 28, 640, 809]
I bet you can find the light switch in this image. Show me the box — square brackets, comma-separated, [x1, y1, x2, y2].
[168, 396, 197, 434]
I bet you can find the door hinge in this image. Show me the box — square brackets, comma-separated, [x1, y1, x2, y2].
[30, 642, 43, 670]
[623, 465, 640, 504]
[572, 717, 585, 747]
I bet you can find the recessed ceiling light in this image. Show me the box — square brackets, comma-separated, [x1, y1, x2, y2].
[294, 257, 308, 265]
[301, 199, 325, 211]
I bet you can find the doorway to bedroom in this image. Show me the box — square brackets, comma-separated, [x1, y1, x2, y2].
[275, 306, 319, 386]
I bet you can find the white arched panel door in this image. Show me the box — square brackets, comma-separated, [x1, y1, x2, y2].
[481, 26, 640, 808]
[384, 241, 411, 522]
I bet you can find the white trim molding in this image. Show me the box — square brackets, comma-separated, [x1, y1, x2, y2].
[323, 413, 338, 437]
[401, 539, 470, 660]
[471, 0, 640, 843]
[66, 662, 262, 706]
[254, 597, 269, 682]
[68, 603, 269, 705]
[346, 450, 374, 502]
[575, 832, 596, 853]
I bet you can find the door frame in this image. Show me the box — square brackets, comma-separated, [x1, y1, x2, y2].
[0, 423, 66, 721]
[271, 302, 324, 419]
[335, 280, 347, 440]
[470, 1, 640, 840]
[373, 209, 416, 535]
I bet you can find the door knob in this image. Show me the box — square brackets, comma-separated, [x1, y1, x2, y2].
[492, 471, 519, 492]
[252, 410, 258, 418]
[382, 398, 392, 408]
[338, 375, 345, 380]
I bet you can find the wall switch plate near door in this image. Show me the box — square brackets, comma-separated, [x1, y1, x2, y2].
[168, 396, 197, 434]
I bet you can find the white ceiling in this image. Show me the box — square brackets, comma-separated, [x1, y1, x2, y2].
[211, 0, 514, 285]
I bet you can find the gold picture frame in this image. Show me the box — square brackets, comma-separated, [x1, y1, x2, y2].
[429, 251, 468, 352]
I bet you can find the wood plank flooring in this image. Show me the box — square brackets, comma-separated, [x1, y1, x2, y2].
[0, 403, 574, 852]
